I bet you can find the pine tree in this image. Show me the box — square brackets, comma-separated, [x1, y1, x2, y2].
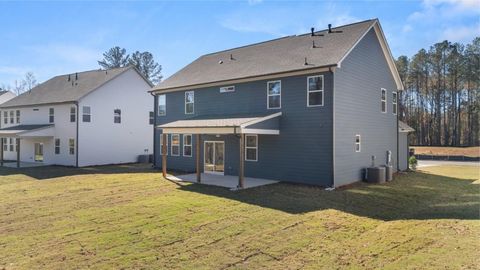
[98, 47, 130, 69]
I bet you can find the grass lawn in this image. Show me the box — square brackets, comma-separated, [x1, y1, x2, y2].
[0, 164, 479, 269]
[412, 146, 480, 157]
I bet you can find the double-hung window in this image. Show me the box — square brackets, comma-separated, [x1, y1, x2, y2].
[307, 75, 324, 107]
[160, 134, 169, 155]
[16, 110, 20, 123]
[149, 112, 154, 125]
[69, 139, 75, 155]
[9, 138, 13, 152]
[49, 108, 54, 123]
[381, 88, 387, 113]
[355, 135, 361, 152]
[9, 111, 13, 124]
[171, 134, 180, 156]
[55, 139, 60, 154]
[158, 94, 166, 116]
[3, 111, 7, 124]
[70, 107, 76, 122]
[183, 134, 192, 157]
[82, 106, 91, 122]
[267, 81, 281, 109]
[114, 109, 121, 124]
[392, 92, 397, 115]
[245, 135, 258, 161]
[185, 91, 194, 114]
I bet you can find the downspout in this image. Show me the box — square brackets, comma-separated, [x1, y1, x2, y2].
[330, 66, 336, 189]
[150, 92, 157, 167]
[396, 91, 399, 171]
[75, 102, 79, 167]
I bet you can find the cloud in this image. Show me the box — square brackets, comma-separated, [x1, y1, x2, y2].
[441, 23, 480, 43]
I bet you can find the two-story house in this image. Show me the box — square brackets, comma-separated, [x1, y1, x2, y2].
[0, 66, 153, 167]
[150, 19, 407, 188]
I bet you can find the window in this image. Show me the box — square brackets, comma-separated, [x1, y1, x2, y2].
[2, 138, 6, 151]
[267, 81, 281, 109]
[381, 88, 387, 113]
[3, 111, 7, 124]
[82, 106, 91, 122]
[245, 135, 258, 161]
[16, 110, 20, 123]
[220, 86, 235, 93]
[149, 111, 154, 125]
[355, 134, 361, 152]
[392, 92, 397, 115]
[307, 75, 324, 107]
[158, 94, 166, 116]
[9, 111, 13, 124]
[69, 139, 75, 155]
[70, 107, 76, 122]
[55, 139, 60, 154]
[171, 134, 180, 156]
[9, 138, 13, 152]
[185, 91, 194, 114]
[183, 134, 192, 157]
[160, 134, 169, 155]
[49, 108, 54, 123]
[114, 109, 121, 124]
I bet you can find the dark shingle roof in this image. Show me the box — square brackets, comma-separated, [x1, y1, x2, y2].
[154, 19, 376, 91]
[0, 66, 132, 108]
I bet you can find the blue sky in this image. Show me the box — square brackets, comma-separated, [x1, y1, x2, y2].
[0, 0, 478, 86]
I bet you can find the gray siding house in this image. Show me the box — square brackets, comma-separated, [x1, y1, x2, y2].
[150, 19, 407, 188]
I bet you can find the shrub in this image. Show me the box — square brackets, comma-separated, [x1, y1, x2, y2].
[409, 156, 418, 170]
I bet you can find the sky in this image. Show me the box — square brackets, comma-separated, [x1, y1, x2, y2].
[0, 0, 478, 87]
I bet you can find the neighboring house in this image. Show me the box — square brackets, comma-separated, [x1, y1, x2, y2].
[0, 91, 16, 109]
[150, 19, 406, 188]
[0, 66, 153, 167]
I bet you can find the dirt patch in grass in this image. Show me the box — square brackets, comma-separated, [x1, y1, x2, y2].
[0, 164, 479, 269]
[412, 146, 480, 157]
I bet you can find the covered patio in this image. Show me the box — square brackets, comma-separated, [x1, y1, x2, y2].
[0, 124, 54, 168]
[158, 112, 281, 189]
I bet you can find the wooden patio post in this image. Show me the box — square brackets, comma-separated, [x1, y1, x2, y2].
[239, 133, 245, 189]
[0, 138, 3, 167]
[196, 134, 201, 183]
[16, 138, 20, 168]
[162, 133, 167, 178]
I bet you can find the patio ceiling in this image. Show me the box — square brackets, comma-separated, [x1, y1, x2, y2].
[0, 124, 55, 138]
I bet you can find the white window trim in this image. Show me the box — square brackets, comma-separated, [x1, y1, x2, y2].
[381, 88, 387, 113]
[355, 134, 361, 153]
[307, 75, 324, 107]
[158, 94, 166, 116]
[267, 80, 281, 109]
[220, 86, 235, 93]
[183, 134, 192, 157]
[245, 134, 258, 162]
[392, 91, 397, 115]
[171, 134, 180, 156]
[160, 134, 169, 156]
[185, 91, 194, 114]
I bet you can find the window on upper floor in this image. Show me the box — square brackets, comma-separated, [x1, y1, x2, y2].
[82, 106, 91, 122]
[267, 81, 281, 109]
[149, 112, 154, 125]
[307, 75, 324, 107]
[70, 107, 76, 122]
[158, 94, 166, 116]
[245, 135, 258, 161]
[3, 111, 7, 125]
[220, 86, 235, 93]
[171, 134, 180, 156]
[114, 109, 121, 124]
[392, 92, 397, 115]
[49, 108, 54, 123]
[183, 134, 192, 157]
[185, 91, 194, 114]
[69, 139, 75, 155]
[55, 138, 60, 154]
[355, 134, 361, 152]
[160, 134, 169, 156]
[9, 111, 13, 124]
[381, 88, 387, 113]
[16, 110, 20, 124]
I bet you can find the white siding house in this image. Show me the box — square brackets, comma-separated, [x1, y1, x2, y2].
[0, 66, 153, 167]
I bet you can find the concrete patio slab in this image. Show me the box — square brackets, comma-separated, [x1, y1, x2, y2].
[169, 173, 279, 190]
[2, 161, 48, 168]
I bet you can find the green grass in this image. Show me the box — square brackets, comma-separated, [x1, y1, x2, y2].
[0, 164, 479, 269]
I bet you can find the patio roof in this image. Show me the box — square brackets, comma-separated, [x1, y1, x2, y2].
[0, 124, 55, 138]
[158, 112, 281, 135]
[399, 121, 415, 133]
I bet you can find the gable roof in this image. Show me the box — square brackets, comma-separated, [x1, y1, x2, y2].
[152, 19, 403, 93]
[399, 121, 415, 133]
[0, 66, 147, 108]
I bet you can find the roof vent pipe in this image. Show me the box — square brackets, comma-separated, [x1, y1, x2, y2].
[230, 54, 234, 60]
[75, 73, 78, 80]
[304, 57, 308, 66]
[328, 24, 332, 33]
[311, 27, 315, 36]
[68, 74, 71, 82]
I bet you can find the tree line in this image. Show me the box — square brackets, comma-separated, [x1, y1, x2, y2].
[395, 37, 479, 147]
